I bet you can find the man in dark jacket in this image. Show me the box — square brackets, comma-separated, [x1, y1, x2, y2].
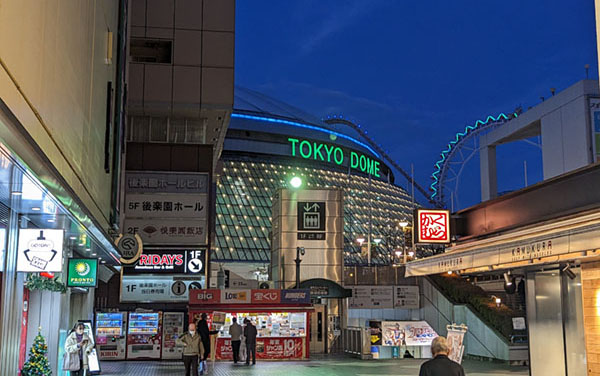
[419, 336, 465, 376]
[243, 318, 257, 365]
[197, 313, 219, 368]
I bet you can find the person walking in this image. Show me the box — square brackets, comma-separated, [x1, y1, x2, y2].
[418, 336, 465, 376]
[243, 318, 257, 365]
[229, 317, 243, 364]
[64, 323, 94, 376]
[176, 323, 204, 376]
[197, 313, 219, 370]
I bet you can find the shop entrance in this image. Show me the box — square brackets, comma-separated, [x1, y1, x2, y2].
[310, 304, 327, 354]
[526, 268, 586, 375]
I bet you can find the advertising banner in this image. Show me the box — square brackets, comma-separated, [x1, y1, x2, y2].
[394, 286, 419, 309]
[126, 193, 207, 219]
[446, 327, 466, 364]
[280, 289, 311, 304]
[67, 258, 98, 287]
[162, 312, 184, 360]
[251, 289, 281, 304]
[17, 229, 64, 272]
[215, 337, 303, 360]
[123, 249, 206, 274]
[381, 321, 437, 347]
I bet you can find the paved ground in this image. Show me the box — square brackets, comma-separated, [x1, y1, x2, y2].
[100, 358, 529, 376]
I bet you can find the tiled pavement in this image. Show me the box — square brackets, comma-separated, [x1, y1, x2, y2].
[100, 357, 529, 376]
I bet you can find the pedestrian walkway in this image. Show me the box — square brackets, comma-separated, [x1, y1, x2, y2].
[100, 358, 528, 376]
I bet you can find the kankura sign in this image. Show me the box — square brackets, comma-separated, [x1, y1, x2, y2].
[67, 258, 98, 288]
[288, 138, 381, 177]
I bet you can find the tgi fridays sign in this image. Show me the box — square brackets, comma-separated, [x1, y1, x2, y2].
[123, 249, 206, 274]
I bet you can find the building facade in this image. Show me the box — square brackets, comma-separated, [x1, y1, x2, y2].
[0, 1, 127, 374]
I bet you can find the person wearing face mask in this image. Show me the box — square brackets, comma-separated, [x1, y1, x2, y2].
[176, 323, 205, 376]
[64, 323, 94, 376]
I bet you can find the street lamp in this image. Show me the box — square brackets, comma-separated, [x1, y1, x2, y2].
[289, 176, 303, 189]
[399, 221, 408, 264]
[356, 237, 365, 246]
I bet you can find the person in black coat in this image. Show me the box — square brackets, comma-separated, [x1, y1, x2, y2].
[196, 313, 219, 364]
[419, 336, 465, 376]
[243, 318, 257, 365]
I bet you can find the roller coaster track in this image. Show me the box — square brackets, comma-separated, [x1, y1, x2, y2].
[323, 117, 437, 206]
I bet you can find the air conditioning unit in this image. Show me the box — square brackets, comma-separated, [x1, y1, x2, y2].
[258, 281, 275, 289]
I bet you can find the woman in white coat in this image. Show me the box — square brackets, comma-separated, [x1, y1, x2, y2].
[64, 323, 94, 376]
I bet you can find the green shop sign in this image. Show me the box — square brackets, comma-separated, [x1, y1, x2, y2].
[288, 138, 381, 177]
[67, 258, 98, 288]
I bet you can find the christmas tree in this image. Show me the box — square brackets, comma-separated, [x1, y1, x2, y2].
[22, 328, 52, 376]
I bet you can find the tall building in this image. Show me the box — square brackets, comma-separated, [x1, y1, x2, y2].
[0, 1, 127, 374]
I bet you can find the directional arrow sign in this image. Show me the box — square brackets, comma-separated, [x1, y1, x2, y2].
[187, 258, 203, 273]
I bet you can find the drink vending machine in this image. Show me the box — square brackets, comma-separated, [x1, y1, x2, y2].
[127, 311, 162, 359]
[161, 312, 184, 359]
[95, 312, 128, 360]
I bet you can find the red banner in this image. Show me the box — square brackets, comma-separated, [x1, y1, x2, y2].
[215, 337, 304, 360]
[189, 289, 221, 305]
[251, 289, 281, 304]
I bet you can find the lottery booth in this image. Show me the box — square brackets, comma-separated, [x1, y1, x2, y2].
[188, 289, 313, 360]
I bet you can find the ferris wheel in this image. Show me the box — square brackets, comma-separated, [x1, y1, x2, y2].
[430, 112, 519, 210]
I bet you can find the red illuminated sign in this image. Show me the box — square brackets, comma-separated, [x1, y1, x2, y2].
[189, 289, 221, 305]
[251, 289, 281, 304]
[416, 209, 450, 244]
[215, 337, 303, 360]
[138, 253, 184, 266]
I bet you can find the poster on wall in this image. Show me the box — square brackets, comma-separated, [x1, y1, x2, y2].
[215, 337, 304, 360]
[446, 325, 467, 364]
[381, 321, 437, 347]
[17, 229, 64, 272]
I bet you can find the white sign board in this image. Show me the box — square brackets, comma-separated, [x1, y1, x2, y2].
[221, 289, 251, 304]
[349, 286, 393, 309]
[126, 194, 207, 219]
[121, 275, 203, 302]
[124, 219, 207, 245]
[394, 286, 420, 309]
[17, 229, 64, 272]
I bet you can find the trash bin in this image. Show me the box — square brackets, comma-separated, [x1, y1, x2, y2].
[371, 346, 380, 359]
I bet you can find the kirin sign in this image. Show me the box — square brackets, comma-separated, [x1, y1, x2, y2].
[415, 209, 451, 244]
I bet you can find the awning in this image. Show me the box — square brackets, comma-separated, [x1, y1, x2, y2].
[406, 209, 600, 276]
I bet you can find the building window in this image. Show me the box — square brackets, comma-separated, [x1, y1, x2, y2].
[130, 39, 172, 64]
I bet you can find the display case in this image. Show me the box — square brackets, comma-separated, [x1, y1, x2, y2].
[96, 312, 127, 360]
[127, 311, 162, 359]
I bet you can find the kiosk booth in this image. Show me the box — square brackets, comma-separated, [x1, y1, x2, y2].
[188, 289, 312, 360]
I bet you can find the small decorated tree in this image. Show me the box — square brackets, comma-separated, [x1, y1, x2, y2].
[22, 328, 52, 376]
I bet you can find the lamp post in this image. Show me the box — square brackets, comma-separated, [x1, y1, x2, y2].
[295, 247, 305, 289]
[399, 221, 408, 264]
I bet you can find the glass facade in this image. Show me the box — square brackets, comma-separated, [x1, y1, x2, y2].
[214, 155, 437, 265]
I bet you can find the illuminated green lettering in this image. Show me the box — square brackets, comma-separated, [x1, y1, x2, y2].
[313, 143, 324, 161]
[351, 152, 359, 168]
[334, 147, 344, 165]
[299, 140, 312, 158]
[288, 138, 299, 156]
[359, 155, 367, 171]
[323, 144, 334, 162]
[374, 161, 380, 177]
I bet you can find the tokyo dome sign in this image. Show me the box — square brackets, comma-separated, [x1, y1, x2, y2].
[288, 138, 381, 177]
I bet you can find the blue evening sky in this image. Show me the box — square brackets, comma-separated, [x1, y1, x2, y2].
[235, 0, 598, 210]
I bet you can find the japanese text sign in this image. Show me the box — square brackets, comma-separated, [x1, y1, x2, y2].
[415, 209, 450, 244]
[126, 172, 208, 194]
[251, 289, 281, 304]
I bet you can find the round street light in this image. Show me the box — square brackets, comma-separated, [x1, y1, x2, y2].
[289, 176, 303, 188]
[356, 237, 365, 245]
[374, 238, 382, 244]
[399, 221, 409, 228]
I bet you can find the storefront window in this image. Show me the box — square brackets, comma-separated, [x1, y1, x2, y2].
[218, 312, 307, 338]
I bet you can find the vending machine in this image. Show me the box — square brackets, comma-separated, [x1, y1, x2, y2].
[127, 311, 162, 359]
[161, 312, 184, 359]
[95, 312, 127, 360]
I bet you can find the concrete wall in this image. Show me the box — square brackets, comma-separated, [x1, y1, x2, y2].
[0, 0, 120, 230]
